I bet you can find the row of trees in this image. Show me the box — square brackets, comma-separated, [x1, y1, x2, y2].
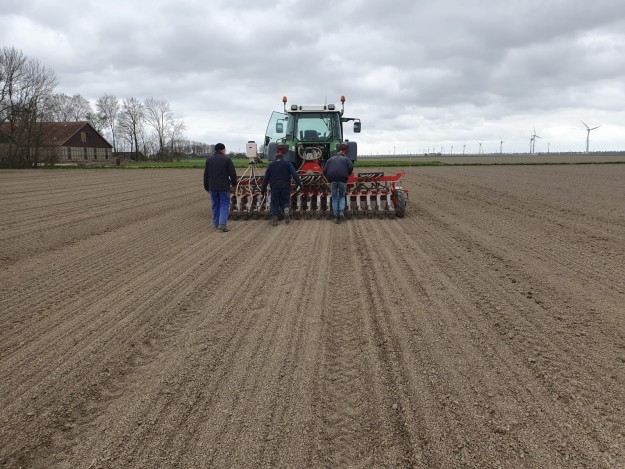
[1, 45, 213, 167]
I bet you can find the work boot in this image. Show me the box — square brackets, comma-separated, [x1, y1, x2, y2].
[217, 224, 229, 232]
[340, 211, 345, 220]
[284, 208, 291, 224]
[271, 216, 279, 226]
[333, 216, 340, 224]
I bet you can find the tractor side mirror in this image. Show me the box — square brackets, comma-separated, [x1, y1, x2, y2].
[353, 121, 361, 133]
[276, 121, 284, 133]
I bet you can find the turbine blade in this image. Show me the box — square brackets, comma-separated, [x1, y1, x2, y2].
[581, 121, 589, 129]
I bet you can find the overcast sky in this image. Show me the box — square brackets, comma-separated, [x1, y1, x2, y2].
[2, 0, 625, 154]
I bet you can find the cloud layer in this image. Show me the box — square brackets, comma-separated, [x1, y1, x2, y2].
[2, 0, 625, 153]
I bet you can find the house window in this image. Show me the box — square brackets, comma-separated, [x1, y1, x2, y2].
[84, 148, 88, 159]
[67, 147, 71, 160]
[93, 148, 97, 159]
[81, 132, 87, 143]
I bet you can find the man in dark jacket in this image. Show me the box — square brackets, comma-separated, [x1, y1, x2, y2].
[204, 143, 238, 232]
[261, 153, 303, 226]
[323, 146, 354, 224]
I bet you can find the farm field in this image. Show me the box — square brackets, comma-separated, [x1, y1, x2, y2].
[1, 165, 624, 468]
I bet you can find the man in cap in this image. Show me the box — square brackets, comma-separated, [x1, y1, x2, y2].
[261, 151, 303, 226]
[323, 145, 354, 224]
[203, 143, 237, 232]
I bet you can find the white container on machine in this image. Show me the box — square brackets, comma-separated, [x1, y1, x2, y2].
[246, 141, 258, 160]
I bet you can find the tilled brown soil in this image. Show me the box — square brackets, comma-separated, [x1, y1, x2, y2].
[1, 165, 624, 468]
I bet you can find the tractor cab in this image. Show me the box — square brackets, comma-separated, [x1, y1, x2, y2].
[264, 96, 361, 167]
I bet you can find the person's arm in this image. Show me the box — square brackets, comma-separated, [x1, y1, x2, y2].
[203, 159, 210, 191]
[228, 159, 238, 187]
[261, 165, 271, 194]
[347, 158, 354, 175]
[289, 162, 303, 188]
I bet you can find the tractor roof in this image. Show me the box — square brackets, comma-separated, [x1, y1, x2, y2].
[288, 104, 340, 113]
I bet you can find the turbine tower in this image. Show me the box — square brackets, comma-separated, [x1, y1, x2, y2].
[531, 127, 541, 153]
[581, 121, 600, 153]
[499, 137, 503, 154]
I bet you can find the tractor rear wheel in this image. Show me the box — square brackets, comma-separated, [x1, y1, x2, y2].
[394, 188, 406, 218]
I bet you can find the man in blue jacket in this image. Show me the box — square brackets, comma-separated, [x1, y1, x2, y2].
[323, 146, 354, 224]
[261, 153, 303, 226]
[204, 143, 238, 232]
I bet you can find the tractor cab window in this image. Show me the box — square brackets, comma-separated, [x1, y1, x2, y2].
[292, 112, 341, 142]
[265, 111, 288, 144]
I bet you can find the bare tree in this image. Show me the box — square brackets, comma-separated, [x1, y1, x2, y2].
[69, 94, 92, 121]
[167, 120, 186, 158]
[44, 93, 92, 122]
[46, 93, 72, 121]
[96, 94, 120, 152]
[144, 97, 173, 160]
[118, 97, 145, 161]
[1, 47, 27, 124]
[0, 46, 58, 167]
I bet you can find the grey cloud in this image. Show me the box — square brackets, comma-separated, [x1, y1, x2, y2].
[2, 0, 625, 152]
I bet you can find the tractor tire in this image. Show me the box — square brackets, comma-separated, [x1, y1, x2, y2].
[394, 188, 406, 218]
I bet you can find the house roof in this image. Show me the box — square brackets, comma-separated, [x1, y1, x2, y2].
[0, 121, 112, 148]
[40, 122, 99, 146]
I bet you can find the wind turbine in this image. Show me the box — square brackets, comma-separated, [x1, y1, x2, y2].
[450, 145, 454, 155]
[499, 137, 503, 154]
[478, 142, 482, 154]
[531, 127, 541, 153]
[581, 121, 600, 153]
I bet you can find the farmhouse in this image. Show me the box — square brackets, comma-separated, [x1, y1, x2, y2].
[0, 121, 113, 164]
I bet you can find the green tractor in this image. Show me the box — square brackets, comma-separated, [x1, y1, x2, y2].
[264, 95, 361, 167]
[231, 96, 407, 219]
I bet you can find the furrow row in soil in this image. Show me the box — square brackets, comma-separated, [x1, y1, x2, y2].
[1, 201, 267, 467]
[2, 166, 624, 468]
[400, 171, 624, 466]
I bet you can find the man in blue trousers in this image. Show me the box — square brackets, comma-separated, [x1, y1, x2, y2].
[203, 143, 238, 232]
[323, 145, 354, 224]
[261, 152, 302, 226]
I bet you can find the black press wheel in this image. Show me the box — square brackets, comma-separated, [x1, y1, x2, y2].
[394, 188, 406, 218]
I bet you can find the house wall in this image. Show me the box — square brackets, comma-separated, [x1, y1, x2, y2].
[50, 146, 112, 162]
[64, 128, 112, 149]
